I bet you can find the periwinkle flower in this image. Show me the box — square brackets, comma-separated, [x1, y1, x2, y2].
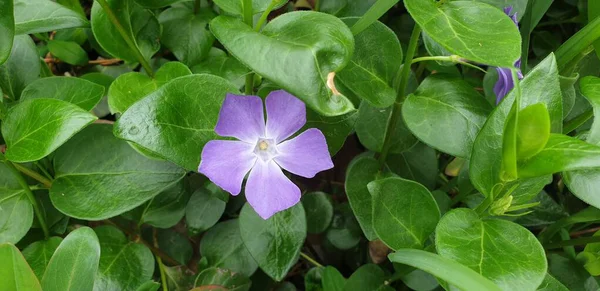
[494, 6, 523, 104]
[199, 90, 334, 219]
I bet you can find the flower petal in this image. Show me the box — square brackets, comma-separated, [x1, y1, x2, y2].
[494, 67, 514, 104]
[215, 94, 265, 143]
[275, 128, 334, 178]
[265, 90, 306, 142]
[198, 140, 257, 195]
[245, 160, 301, 219]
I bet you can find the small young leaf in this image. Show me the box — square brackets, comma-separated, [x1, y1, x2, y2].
[186, 183, 228, 235]
[47, 40, 88, 66]
[355, 102, 417, 153]
[22, 237, 62, 280]
[516, 103, 551, 160]
[301, 192, 334, 234]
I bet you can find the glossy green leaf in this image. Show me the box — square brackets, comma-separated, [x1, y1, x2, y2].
[114, 74, 239, 171]
[336, 19, 401, 108]
[0, 35, 40, 100]
[186, 183, 228, 235]
[239, 203, 306, 281]
[133, 0, 187, 8]
[128, 179, 190, 228]
[2, 98, 97, 162]
[159, 6, 215, 67]
[536, 273, 569, 291]
[155, 228, 193, 265]
[548, 253, 600, 291]
[22, 237, 62, 280]
[322, 266, 345, 291]
[368, 177, 440, 250]
[50, 125, 186, 220]
[200, 219, 258, 277]
[404, 0, 521, 67]
[302, 192, 334, 234]
[343, 264, 393, 291]
[404, 74, 492, 158]
[436, 208, 547, 291]
[108, 62, 192, 114]
[213, 0, 288, 16]
[518, 134, 600, 178]
[344, 155, 379, 241]
[0, 243, 42, 291]
[0, 163, 32, 244]
[326, 203, 362, 250]
[501, 96, 519, 181]
[47, 40, 88, 66]
[135, 281, 160, 291]
[305, 109, 357, 155]
[0, 0, 14, 65]
[389, 249, 502, 291]
[91, 0, 160, 63]
[470, 54, 562, 197]
[516, 103, 551, 160]
[193, 267, 251, 291]
[14, 0, 88, 35]
[21, 77, 104, 111]
[356, 102, 417, 153]
[41, 227, 100, 291]
[190, 48, 250, 89]
[210, 12, 355, 116]
[579, 76, 600, 144]
[387, 142, 438, 190]
[93, 226, 155, 291]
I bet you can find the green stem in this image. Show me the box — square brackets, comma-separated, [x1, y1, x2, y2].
[555, 15, 600, 72]
[153, 229, 169, 291]
[34, 162, 53, 181]
[519, 0, 534, 74]
[4, 161, 50, 238]
[350, 0, 399, 35]
[94, 0, 154, 77]
[300, 252, 324, 268]
[545, 235, 600, 250]
[255, 0, 279, 32]
[242, 0, 254, 95]
[563, 108, 593, 134]
[378, 25, 421, 169]
[13, 163, 52, 188]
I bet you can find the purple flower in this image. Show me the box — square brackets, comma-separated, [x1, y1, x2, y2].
[198, 90, 334, 219]
[494, 6, 523, 104]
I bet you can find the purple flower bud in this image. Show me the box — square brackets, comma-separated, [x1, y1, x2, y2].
[198, 90, 333, 219]
[494, 6, 523, 104]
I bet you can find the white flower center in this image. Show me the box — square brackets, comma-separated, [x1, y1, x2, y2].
[253, 138, 278, 162]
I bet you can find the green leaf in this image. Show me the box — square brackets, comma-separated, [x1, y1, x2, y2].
[20, 77, 105, 111]
[518, 134, 600, 178]
[0, 163, 32, 244]
[579, 76, 600, 144]
[41, 227, 101, 291]
[336, 19, 401, 108]
[305, 109, 357, 156]
[135, 281, 160, 291]
[239, 203, 306, 281]
[0, 35, 40, 100]
[548, 253, 600, 291]
[516, 103, 551, 160]
[326, 203, 362, 250]
[108, 62, 192, 114]
[47, 40, 88, 66]
[0, 0, 14, 65]
[93, 226, 155, 291]
[473, 0, 528, 20]
[590, 0, 600, 60]
[470, 54, 562, 197]
[322, 266, 345, 291]
[159, 6, 215, 67]
[302, 192, 334, 234]
[155, 228, 193, 265]
[91, 0, 160, 63]
[389, 249, 502, 291]
[344, 155, 379, 241]
[355, 101, 417, 153]
[343, 264, 393, 291]
[304, 267, 323, 291]
[114, 74, 240, 171]
[0, 243, 42, 291]
[387, 142, 438, 190]
[128, 179, 191, 228]
[536, 273, 569, 291]
[22, 237, 62, 280]
[133, 0, 187, 8]
[210, 12, 355, 116]
[193, 267, 251, 291]
[404, 74, 492, 158]
[14, 0, 88, 35]
[50, 125, 186, 220]
[368, 177, 440, 250]
[212, 0, 288, 16]
[2, 98, 97, 162]
[404, 0, 521, 67]
[186, 183, 228, 235]
[435, 208, 547, 291]
[190, 48, 250, 89]
[199, 219, 258, 277]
